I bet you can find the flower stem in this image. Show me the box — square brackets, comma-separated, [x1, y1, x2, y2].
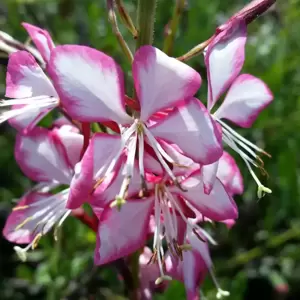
[107, 0, 134, 63]
[176, 36, 214, 62]
[177, 0, 276, 62]
[115, 0, 138, 38]
[136, 0, 157, 48]
[218, 225, 300, 273]
[163, 0, 185, 55]
[129, 250, 141, 300]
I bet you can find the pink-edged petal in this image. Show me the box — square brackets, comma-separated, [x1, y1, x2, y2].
[202, 160, 219, 195]
[221, 219, 236, 229]
[94, 198, 153, 265]
[54, 126, 83, 168]
[170, 175, 238, 221]
[3, 189, 70, 244]
[133, 46, 201, 122]
[3, 192, 49, 244]
[67, 133, 123, 209]
[15, 127, 73, 184]
[166, 249, 207, 300]
[214, 74, 273, 127]
[90, 162, 142, 209]
[8, 104, 54, 133]
[206, 20, 247, 110]
[217, 151, 244, 196]
[6, 51, 57, 98]
[159, 140, 198, 177]
[48, 45, 131, 124]
[150, 98, 223, 165]
[22, 23, 55, 63]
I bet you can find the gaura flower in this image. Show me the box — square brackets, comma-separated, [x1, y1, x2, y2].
[47, 45, 223, 209]
[166, 224, 229, 300]
[204, 19, 273, 198]
[2, 125, 83, 260]
[91, 161, 237, 277]
[0, 24, 57, 133]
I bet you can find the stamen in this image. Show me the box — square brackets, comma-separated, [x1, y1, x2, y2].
[217, 118, 271, 157]
[155, 275, 172, 285]
[222, 132, 271, 199]
[13, 205, 29, 211]
[208, 267, 230, 299]
[15, 217, 33, 231]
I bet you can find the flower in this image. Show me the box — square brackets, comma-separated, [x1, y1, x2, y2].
[92, 161, 236, 273]
[47, 45, 223, 209]
[204, 19, 273, 197]
[166, 224, 229, 300]
[0, 24, 57, 133]
[2, 125, 83, 260]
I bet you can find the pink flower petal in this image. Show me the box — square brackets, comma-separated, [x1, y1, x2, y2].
[159, 140, 198, 176]
[170, 175, 238, 221]
[54, 126, 83, 168]
[217, 151, 244, 196]
[90, 162, 142, 209]
[8, 105, 53, 133]
[48, 45, 131, 124]
[149, 98, 223, 165]
[15, 127, 73, 184]
[94, 198, 153, 265]
[3, 189, 69, 244]
[22, 23, 55, 63]
[214, 74, 273, 127]
[133, 46, 201, 122]
[6, 51, 57, 98]
[67, 133, 123, 209]
[2, 191, 50, 244]
[206, 21, 247, 110]
[202, 160, 219, 195]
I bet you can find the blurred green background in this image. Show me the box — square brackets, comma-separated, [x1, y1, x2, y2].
[0, 0, 299, 299]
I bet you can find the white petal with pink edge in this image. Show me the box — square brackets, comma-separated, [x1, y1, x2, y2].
[90, 162, 143, 208]
[3, 189, 70, 244]
[149, 98, 223, 165]
[202, 160, 219, 195]
[94, 198, 153, 265]
[217, 151, 243, 196]
[206, 21, 247, 110]
[8, 105, 54, 133]
[67, 133, 123, 209]
[170, 175, 238, 221]
[15, 127, 73, 184]
[214, 74, 273, 128]
[22, 23, 55, 63]
[54, 126, 83, 168]
[132, 46, 201, 122]
[6, 51, 57, 98]
[48, 45, 131, 124]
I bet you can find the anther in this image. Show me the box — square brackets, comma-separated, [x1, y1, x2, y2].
[192, 228, 207, 242]
[155, 275, 172, 285]
[110, 196, 126, 211]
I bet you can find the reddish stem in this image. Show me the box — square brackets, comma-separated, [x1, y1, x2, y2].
[71, 207, 99, 232]
[80, 122, 91, 159]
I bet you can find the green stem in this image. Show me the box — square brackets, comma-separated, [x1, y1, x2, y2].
[176, 36, 214, 62]
[163, 0, 185, 55]
[47, 227, 62, 300]
[107, 0, 134, 62]
[136, 0, 157, 48]
[115, 0, 138, 38]
[218, 226, 300, 273]
[129, 250, 141, 300]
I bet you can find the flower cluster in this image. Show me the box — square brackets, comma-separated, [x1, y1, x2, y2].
[1, 18, 273, 299]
